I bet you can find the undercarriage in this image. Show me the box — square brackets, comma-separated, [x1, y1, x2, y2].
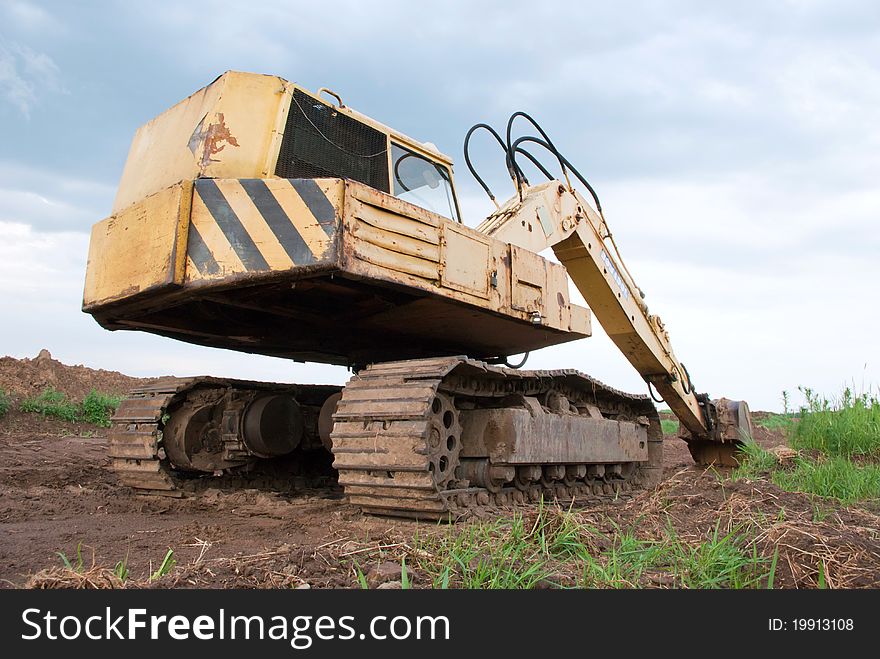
[109, 357, 661, 519]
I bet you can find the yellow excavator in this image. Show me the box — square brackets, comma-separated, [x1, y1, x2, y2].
[82, 71, 752, 519]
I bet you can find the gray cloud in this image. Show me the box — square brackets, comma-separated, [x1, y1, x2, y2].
[0, 1, 877, 409]
[0, 162, 115, 232]
[0, 38, 63, 118]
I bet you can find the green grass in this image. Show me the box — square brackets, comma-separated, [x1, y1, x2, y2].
[413, 513, 555, 588]
[21, 387, 79, 422]
[661, 418, 679, 435]
[772, 457, 880, 505]
[731, 384, 880, 505]
[581, 522, 766, 589]
[407, 504, 769, 589]
[400, 558, 411, 590]
[80, 390, 123, 427]
[790, 387, 880, 458]
[580, 527, 666, 587]
[19, 387, 122, 426]
[734, 443, 880, 505]
[731, 440, 779, 481]
[756, 413, 795, 433]
[0, 388, 10, 418]
[671, 524, 766, 589]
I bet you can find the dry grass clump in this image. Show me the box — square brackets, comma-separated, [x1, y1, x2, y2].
[26, 566, 125, 589]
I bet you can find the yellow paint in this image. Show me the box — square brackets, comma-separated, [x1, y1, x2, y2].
[188, 189, 246, 277]
[215, 180, 295, 270]
[83, 181, 190, 309]
[265, 179, 333, 257]
[441, 223, 490, 298]
[113, 71, 287, 214]
[112, 71, 456, 219]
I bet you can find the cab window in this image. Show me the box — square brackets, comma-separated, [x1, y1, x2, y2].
[390, 143, 459, 220]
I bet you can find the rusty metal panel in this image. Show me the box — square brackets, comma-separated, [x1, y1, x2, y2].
[459, 407, 648, 464]
[344, 182, 441, 283]
[341, 180, 590, 337]
[569, 304, 592, 335]
[353, 203, 440, 243]
[544, 259, 572, 329]
[441, 223, 491, 298]
[113, 71, 289, 214]
[82, 181, 191, 310]
[185, 178, 341, 282]
[510, 244, 547, 314]
[351, 217, 440, 262]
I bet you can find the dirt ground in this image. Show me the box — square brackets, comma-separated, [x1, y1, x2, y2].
[2, 352, 878, 588]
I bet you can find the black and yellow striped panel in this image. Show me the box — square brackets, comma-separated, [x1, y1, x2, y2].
[185, 178, 341, 281]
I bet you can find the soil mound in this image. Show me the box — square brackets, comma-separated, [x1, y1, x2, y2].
[0, 350, 156, 402]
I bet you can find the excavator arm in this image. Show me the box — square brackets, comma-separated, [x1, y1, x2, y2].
[478, 180, 752, 465]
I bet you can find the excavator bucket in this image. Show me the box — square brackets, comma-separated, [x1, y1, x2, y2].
[685, 399, 754, 467]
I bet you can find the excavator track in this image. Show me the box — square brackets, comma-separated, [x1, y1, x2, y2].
[331, 357, 663, 520]
[109, 376, 340, 497]
[109, 378, 194, 496]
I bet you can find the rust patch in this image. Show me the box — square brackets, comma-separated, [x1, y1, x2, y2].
[189, 113, 240, 173]
[116, 284, 143, 298]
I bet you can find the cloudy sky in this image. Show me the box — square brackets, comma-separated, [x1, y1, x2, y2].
[1, 0, 877, 410]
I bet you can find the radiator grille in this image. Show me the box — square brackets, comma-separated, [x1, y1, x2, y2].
[275, 90, 389, 192]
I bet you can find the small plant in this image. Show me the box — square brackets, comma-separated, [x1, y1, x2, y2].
[400, 558, 410, 590]
[113, 557, 129, 582]
[766, 547, 779, 589]
[58, 543, 131, 582]
[0, 388, 10, 418]
[81, 389, 123, 427]
[660, 418, 679, 435]
[150, 549, 176, 581]
[58, 542, 85, 572]
[353, 562, 369, 589]
[21, 387, 79, 422]
[19, 386, 124, 426]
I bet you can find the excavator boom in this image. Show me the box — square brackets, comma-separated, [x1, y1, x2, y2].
[478, 181, 752, 463]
